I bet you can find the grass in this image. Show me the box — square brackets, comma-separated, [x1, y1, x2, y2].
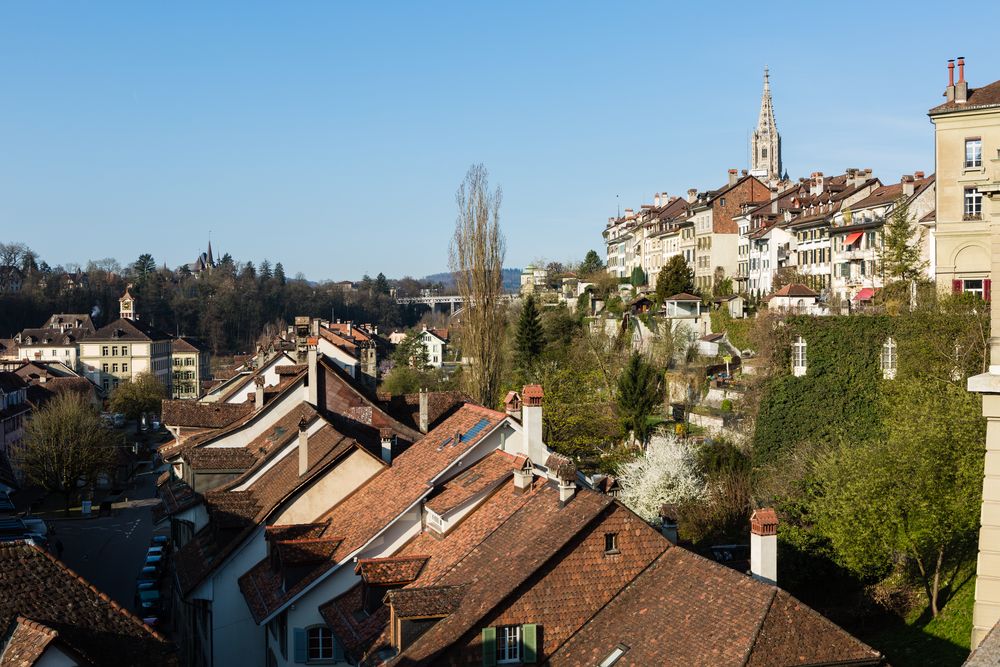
[860, 572, 975, 667]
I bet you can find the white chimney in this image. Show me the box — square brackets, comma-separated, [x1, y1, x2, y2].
[307, 340, 318, 406]
[254, 376, 265, 411]
[513, 457, 533, 494]
[521, 385, 543, 460]
[418, 388, 429, 434]
[298, 417, 310, 477]
[728, 168, 738, 187]
[558, 479, 575, 504]
[901, 175, 915, 197]
[687, 188, 698, 204]
[547, 453, 576, 505]
[750, 507, 778, 585]
[380, 428, 394, 464]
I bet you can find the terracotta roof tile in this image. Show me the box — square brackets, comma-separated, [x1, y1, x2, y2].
[0, 542, 174, 666]
[0, 616, 59, 666]
[161, 400, 253, 429]
[387, 585, 467, 618]
[929, 78, 1000, 114]
[355, 556, 429, 586]
[425, 450, 516, 515]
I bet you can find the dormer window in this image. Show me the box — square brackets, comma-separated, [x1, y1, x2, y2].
[604, 533, 620, 555]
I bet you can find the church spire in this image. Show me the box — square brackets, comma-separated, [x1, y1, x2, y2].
[750, 66, 782, 182]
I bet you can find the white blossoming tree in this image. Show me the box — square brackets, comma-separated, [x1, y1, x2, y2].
[617, 433, 706, 524]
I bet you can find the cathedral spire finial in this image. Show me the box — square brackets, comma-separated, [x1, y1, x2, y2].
[750, 66, 782, 182]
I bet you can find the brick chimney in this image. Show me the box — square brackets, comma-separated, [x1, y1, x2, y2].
[956, 57, 968, 104]
[418, 388, 429, 434]
[750, 507, 778, 585]
[504, 390, 522, 421]
[254, 375, 265, 411]
[687, 188, 698, 203]
[946, 59, 956, 102]
[521, 385, 544, 461]
[307, 337, 319, 406]
[380, 427, 394, 464]
[298, 417, 310, 477]
[728, 169, 738, 187]
[915, 170, 925, 180]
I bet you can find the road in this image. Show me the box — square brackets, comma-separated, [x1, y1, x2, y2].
[52, 464, 163, 613]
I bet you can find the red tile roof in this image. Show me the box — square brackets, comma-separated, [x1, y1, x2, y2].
[929, 79, 1000, 114]
[425, 450, 516, 515]
[769, 283, 818, 298]
[161, 400, 254, 429]
[0, 542, 174, 666]
[1, 616, 60, 666]
[355, 556, 429, 585]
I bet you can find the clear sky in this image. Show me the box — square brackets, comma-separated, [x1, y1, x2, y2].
[3, 2, 999, 281]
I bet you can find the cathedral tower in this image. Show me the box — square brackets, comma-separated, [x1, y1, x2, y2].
[750, 67, 782, 182]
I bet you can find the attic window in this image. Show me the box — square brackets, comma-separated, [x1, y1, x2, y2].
[604, 533, 619, 555]
[599, 644, 631, 667]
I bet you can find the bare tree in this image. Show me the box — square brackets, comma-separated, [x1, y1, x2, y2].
[449, 164, 506, 406]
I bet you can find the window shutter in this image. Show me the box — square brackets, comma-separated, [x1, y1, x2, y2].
[481, 628, 497, 667]
[986, 279, 992, 303]
[333, 635, 345, 662]
[293, 628, 307, 664]
[953, 279, 963, 295]
[522, 623, 538, 663]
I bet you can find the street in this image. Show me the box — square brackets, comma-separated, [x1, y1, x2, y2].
[51, 463, 163, 613]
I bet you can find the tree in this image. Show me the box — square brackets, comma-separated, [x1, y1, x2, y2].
[810, 377, 984, 617]
[630, 266, 647, 288]
[713, 277, 734, 298]
[449, 163, 506, 406]
[579, 250, 605, 277]
[274, 262, 286, 286]
[15, 393, 118, 514]
[109, 373, 167, 427]
[879, 197, 928, 283]
[515, 295, 545, 370]
[374, 272, 390, 295]
[617, 433, 705, 524]
[133, 254, 156, 281]
[655, 255, 695, 302]
[259, 259, 273, 280]
[392, 331, 430, 370]
[616, 352, 663, 445]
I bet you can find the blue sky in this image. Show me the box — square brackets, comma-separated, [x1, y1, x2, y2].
[2, 2, 999, 280]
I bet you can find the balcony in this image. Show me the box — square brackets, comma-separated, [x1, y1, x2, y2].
[840, 250, 868, 261]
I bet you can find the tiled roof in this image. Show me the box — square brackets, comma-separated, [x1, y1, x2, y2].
[155, 477, 201, 521]
[171, 337, 209, 353]
[386, 585, 467, 618]
[379, 391, 469, 433]
[43, 314, 96, 333]
[847, 176, 933, 211]
[551, 546, 880, 666]
[246, 405, 508, 624]
[174, 418, 360, 596]
[1, 616, 60, 666]
[161, 400, 254, 429]
[88, 317, 172, 342]
[0, 542, 174, 666]
[17, 328, 88, 346]
[929, 79, 1000, 114]
[425, 450, 516, 515]
[355, 556, 429, 586]
[769, 283, 818, 298]
[185, 447, 258, 471]
[665, 292, 701, 302]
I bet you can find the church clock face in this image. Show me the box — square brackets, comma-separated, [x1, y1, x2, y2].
[123, 300, 132, 309]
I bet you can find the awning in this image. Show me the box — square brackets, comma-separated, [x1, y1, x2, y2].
[853, 287, 875, 301]
[844, 231, 864, 247]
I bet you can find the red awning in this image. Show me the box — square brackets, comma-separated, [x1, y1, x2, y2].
[853, 287, 875, 301]
[844, 231, 864, 247]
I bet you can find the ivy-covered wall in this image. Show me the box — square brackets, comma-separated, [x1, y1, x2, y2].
[752, 315, 892, 465]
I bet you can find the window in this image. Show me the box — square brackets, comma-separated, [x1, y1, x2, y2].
[102, 346, 109, 356]
[122, 363, 128, 373]
[761, 147, 768, 158]
[497, 625, 521, 664]
[599, 644, 631, 667]
[604, 532, 620, 555]
[102, 363, 109, 372]
[792, 336, 807, 377]
[112, 364, 118, 373]
[966, 138, 983, 168]
[121, 345, 128, 355]
[881, 338, 897, 380]
[962, 279, 985, 298]
[112, 346, 118, 356]
[307, 626, 334, 661]
[965, 188, 983, 220]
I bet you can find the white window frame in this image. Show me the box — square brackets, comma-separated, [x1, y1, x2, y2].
[966, 138, 983, 168]
[497, 625, 521, 664]
[881, 338, 897, 380]
[965, 188, 983, 219]
[792, 336, 807, 377]
[306, 625, 334, 662]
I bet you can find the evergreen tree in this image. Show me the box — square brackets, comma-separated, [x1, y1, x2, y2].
[655, 255, 695, 302]
[274, 262, 286, 285]
[616, 351, 663, 445]
[630, 266, 647, 288]
[879, 197, 928, 282]
[259, 259, 273, 280]
[374, 272, 390, 295]
[579, 250, 605, 277]
[515, 295, 545, 369]
[133, 253, 156, 281]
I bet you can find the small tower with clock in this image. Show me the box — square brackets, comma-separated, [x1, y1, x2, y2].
[120, 285, 137, 321]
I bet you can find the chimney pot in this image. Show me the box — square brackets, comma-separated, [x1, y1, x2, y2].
[307, 343, 319, 406]
[380, 428, 394, 464]
[750, 507, 778, 585]
[958, 56, 965, 83]
[254, 375, 265, 411]
[418, 388, 430, 433]
[513, 457, 533, 494]
[914, 170, 925, 179]
[687, 188, 698, 203]
[298, 417, 310, 477]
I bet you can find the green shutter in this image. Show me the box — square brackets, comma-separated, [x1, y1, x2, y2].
[293, 627, 307, 664]
[481, 627, 496, 667]
[522, 623, 538, 663]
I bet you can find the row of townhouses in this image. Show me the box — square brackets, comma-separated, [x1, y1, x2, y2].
[156, 326, 883, 666]
[604, 59, 999, 305]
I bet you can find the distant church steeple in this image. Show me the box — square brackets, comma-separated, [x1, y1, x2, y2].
[750, 66, 782, 182]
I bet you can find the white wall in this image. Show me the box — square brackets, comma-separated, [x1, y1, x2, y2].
[205, 384, 304, 449]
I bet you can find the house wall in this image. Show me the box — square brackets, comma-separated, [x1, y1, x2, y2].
[203, 384, 304, 449]
[933, 107, 1000, 291]
[223, 355, 297, 405]
[204, 526, 268, 667]
[272, 449, 384, 525]
[318, 338, 359, 378]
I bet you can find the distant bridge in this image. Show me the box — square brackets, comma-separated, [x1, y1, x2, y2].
[395, 293, 517, 316]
